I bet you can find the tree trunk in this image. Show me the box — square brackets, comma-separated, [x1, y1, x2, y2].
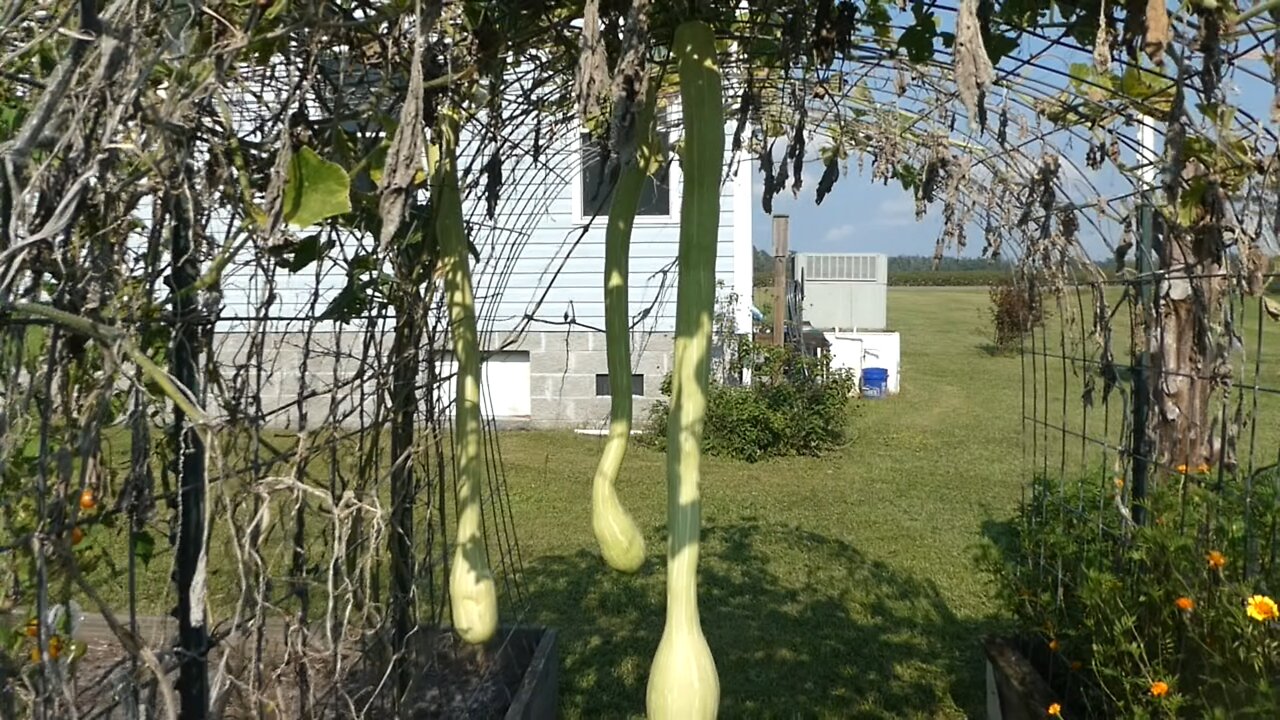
[1150, 210, 1230, 473]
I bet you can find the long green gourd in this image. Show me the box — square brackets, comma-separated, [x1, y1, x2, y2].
[591, 82, 661, 573]
[647, 20, 722, 720]
[434, 105, 498, 645]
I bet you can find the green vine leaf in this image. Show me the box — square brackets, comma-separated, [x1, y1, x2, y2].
[898, 23, 937, 63]
[132, 531, 157, 568]
[1119, 67, 1175, 118]
[283, 147, 352, 228]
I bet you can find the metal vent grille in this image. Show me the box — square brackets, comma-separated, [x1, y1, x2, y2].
[800, 254, 882, 282]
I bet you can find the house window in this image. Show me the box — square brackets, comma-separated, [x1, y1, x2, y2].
[595, 373, 645, 397]
[580, 133, 671, 218]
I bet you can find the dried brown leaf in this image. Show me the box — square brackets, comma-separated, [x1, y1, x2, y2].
[378, 29, 425, 253]
[1094, 1, 1112, 73]
[954, 0, 994, 129]
[1265, 296, 1280, 321]
[1143, 0, 1171, 64]
[574, 0, 610, 125]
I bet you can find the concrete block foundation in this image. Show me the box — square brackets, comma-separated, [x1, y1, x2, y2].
[211, 329, 674, 431]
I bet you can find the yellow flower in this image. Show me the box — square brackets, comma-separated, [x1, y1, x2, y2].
[1113, 476, 1125, 490]
[1207, 550, 1227, 569]
[1150, 680, 1169, 697]
[1176, 464, 1189, 474]
[1175, 596, 1195, 612]
[1048, 638, 1060, 652]
[1195, 463, 1211, 475]
[1047, 702, 1062, 716]
[1247, 595, 1279, 622]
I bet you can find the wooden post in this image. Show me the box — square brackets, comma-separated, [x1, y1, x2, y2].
[772, 214, 789, 346]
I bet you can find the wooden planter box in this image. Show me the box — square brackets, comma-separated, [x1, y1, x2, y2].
[503, 627, 559, 720]
[984, 637, 1059, 720]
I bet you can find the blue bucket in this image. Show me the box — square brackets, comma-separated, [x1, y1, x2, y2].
[861, 367, 889, 398]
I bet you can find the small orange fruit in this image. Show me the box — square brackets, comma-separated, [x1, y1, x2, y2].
[48, 636, 61, 659]
[79, 489, 97, 511]
[24, 619, 38, 638]
[71, 527, 85, 546]
[28, 647, 39, 664]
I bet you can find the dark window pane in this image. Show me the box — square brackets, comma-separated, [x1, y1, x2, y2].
[595, 373, 645, 396]
[581, 133, 670, 217]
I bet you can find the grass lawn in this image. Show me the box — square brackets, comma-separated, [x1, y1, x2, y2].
[501, 287, 1026, 718]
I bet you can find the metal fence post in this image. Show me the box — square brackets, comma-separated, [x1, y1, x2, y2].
[169, 177, 209, 720]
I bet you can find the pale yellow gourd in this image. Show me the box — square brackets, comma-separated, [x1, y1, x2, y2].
[591, 81, 662, 574]
[433, 105, 498, 645]
[646, 20, 723, 720]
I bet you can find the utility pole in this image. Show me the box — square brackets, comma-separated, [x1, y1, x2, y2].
[772, 214, 789, 346]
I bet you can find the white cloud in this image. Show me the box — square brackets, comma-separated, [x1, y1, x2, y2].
[823, 224, 855, 243]
[873, 195, 917, 228]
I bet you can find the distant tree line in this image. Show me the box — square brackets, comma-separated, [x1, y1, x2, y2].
[888, 255, 1012, 273]
[753, 247, 774, 286]
[752, 249, 1013, 287]
[753, 250, 1279, 290]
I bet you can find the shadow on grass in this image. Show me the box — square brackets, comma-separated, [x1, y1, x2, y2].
[977, 342, 1020, 358]
[524, 520, 991, 718]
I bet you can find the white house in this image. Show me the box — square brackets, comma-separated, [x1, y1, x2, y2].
[211, 60, 754, 429]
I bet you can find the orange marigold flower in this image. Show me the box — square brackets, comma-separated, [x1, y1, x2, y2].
[1207, 550, 1227, 569]
[1047, 702, 1062, 716]
[1048, 638, 1060, 652]
[1195, 463, 1212, 475]
[1176, 464, 1189, 474]
[1247, 595, 1279, 622]
[1175, 596, 1195, 612]
[1150, 680, 1169, 697]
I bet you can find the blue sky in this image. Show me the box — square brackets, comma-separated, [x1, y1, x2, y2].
[749, 167, 945, 257]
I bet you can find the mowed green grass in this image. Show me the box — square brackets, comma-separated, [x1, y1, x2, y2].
[502, 288, 1028, 718]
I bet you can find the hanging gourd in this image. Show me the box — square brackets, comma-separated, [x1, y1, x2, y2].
[591, 80, 662, 574]
[646, 19, 722, 720]
[433, 104, 499, 645]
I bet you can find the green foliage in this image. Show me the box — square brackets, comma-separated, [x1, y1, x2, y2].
[987, 280, 1043, 352]
[282, 146, 353, 227]
[640, 344, 855, 462]
[983, 469, 1280, 717]
[890, 270, 1011, 287]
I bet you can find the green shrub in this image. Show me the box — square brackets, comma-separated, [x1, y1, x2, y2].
[982, 468, 1280, 718]
[639, 345, 855, 462]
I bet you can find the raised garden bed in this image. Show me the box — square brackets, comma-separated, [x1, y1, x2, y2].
[54, 618, 558, 719]
[502, 626, 558, 720]
[984, 637, 1060, 720]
